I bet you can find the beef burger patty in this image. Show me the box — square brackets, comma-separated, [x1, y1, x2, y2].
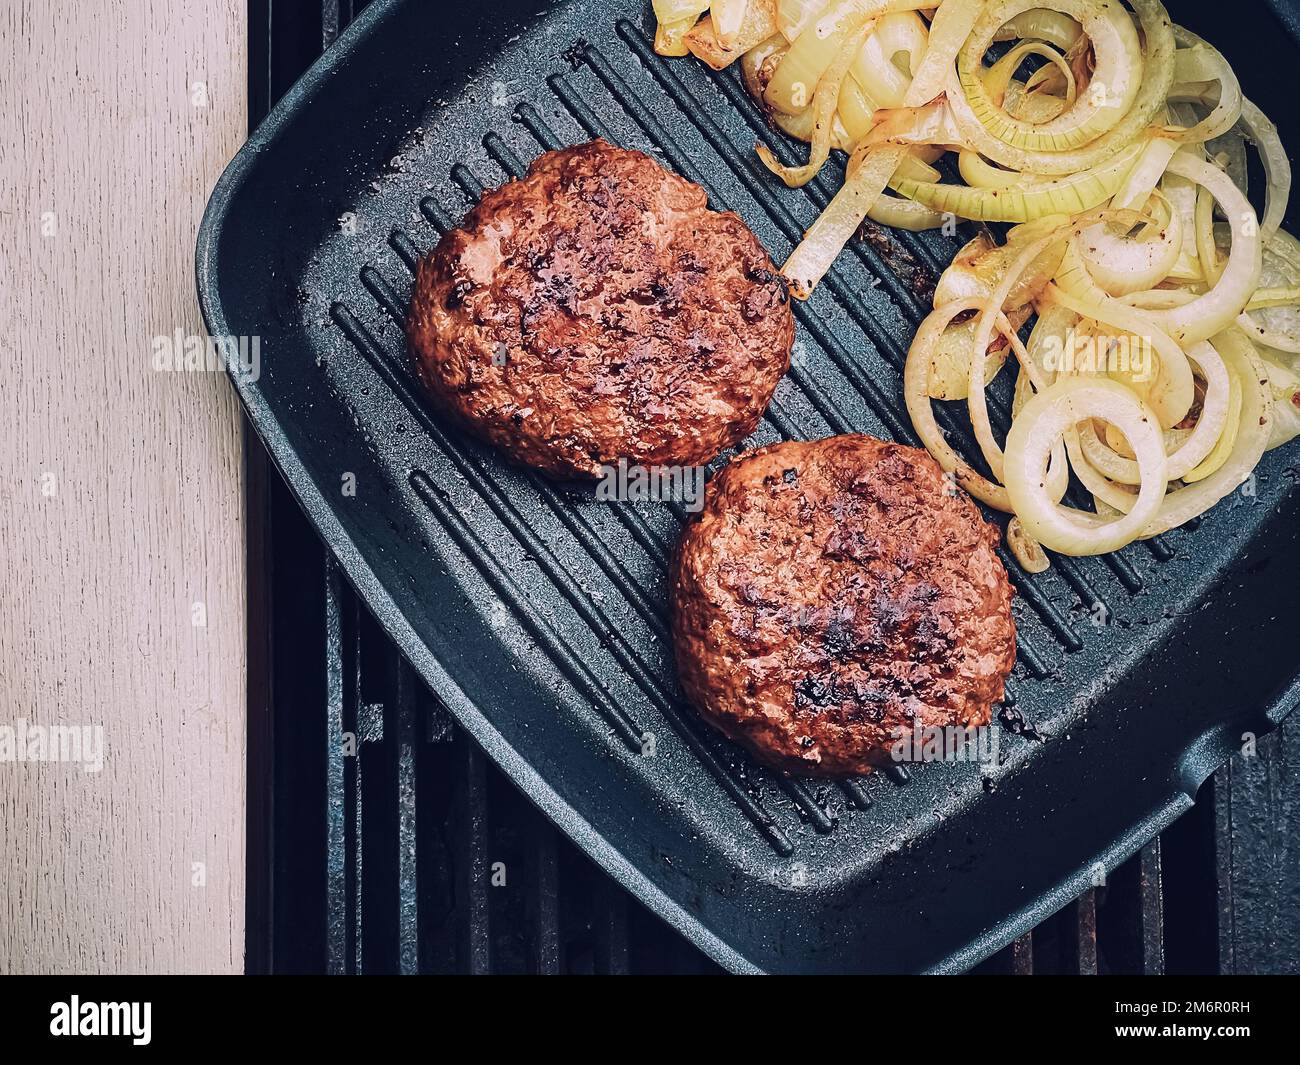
[671, 434, 1016, 777]
[406, 139, 794, 480]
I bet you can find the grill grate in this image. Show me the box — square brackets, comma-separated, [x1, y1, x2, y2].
[261, 519, 1215, 974]
[242, 0, 1300, 974]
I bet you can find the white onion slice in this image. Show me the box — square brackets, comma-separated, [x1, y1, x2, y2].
[1078, 192, 1182, 296]
[1238, 229, 1300, 354]
[905, 297, 1068, 511]
[1240, 98, 1291, 242]
[1084, 328, 1272, 536]
[1043, 277, 1195, 429]
[1075, 339, 1230, 482]
[1004, 378, 1168, 555]
[1144, 152, 1263, 345]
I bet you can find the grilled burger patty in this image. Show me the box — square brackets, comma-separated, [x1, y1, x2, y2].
[406, 140, 794, 479]
[671, 435, 1016, 777]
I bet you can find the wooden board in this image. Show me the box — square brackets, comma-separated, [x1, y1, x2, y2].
[0, 0, 247, 973]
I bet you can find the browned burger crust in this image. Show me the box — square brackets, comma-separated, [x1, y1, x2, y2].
[671, 435, 1016, 777]
[406, 140, 794, 479]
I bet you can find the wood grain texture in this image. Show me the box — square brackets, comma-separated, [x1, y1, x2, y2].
[0, 0, 247, 973]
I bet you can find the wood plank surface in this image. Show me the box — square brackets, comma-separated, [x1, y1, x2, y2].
[0, 0, 248, 973]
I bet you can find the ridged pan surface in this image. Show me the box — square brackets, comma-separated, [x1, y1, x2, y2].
[197, 0, 1300, 972]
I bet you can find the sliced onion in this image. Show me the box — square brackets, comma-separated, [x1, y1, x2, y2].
[933, 230, 1064, 308]
[764, 0, 931, 112]
[1082, 328, 1272, 536]
[1183, 357, 1242, 483]
[957, 150, 1038, 189]
[1247, 287, 1300, 311]
[1004, 378, 1168, 556]
[770, 93, 855, 150]
[1078, 192, 1182, 296]
[684, 2, 780, 68]
[1051, 153, 1261, 347]
[715, 0, 752, 48]
[1193, 171, 1224, 285]
[968, 231, 1075, 478]
[740, 33, 790, 99]
[1112, 137, 1180, 212]
[851, 11, 928, 108]
[837, 70, 878, 141]
[764, 0, 866, 111]
[1167, 41, 1244, 145]
[929, 302, 1034, 401]
[1162, 173, 1205, 281]
[865, 100, 968, 147]
[1043, 276, 1194, 429]
[759, 18, 874, 185]
[652, 0, 710, 22]
[1240, 98, 1291, 242]
[958, 0, 1142, 153]
[943, 0, 1175, 177]
[905, 297, 1068, 510]
[1259, 347, 1300, 450]
[1075, 339, 1230, 481]
[903, 0, 984, 106]
[1005, 81, 1071, 124]
[906, 301, 1015, 511]
[777, 0, 831, 42]
[982, 40, 1077, 111]
[658, 17, 700, 56]
[1007, 516, 1051, 573]
[927, 316, 1010, 400]
[992, 8, 1083, 52]
[1138, 152, 1262, 344]
[891, 140, 1142, 222]
[1140, 328, 1271, 531]
[866, 190, 947, 229]
[779, 144, 907, 298]
[1022, 302, 1077, 391]
[1238, 230, 1300, 353]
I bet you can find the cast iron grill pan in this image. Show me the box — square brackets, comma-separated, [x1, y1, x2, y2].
[198, 0, 1300, 972]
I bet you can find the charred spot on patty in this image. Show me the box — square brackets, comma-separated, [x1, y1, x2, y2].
[444, 277, 475, 310]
